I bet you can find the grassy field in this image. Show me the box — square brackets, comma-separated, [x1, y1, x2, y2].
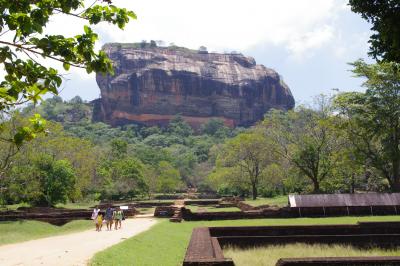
[0, 202, 31, 211]
[244, 195, 289, 207]
[0, 220, 93, 246]
[185, 205, 241, 212]
[90, 215, 400, 266]
[56, 201, 99, 209]
[225, 243, 400, 266]
[1, 201, 99, 211]
[136, 207, 155, 215]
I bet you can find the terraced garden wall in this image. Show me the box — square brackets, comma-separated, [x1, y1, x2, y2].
[183, 222, 400, 266]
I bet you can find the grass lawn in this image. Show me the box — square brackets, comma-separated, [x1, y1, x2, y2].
[185, 205, 241, 212]
[225, 243, 400, 266]
[137, 207, 155, 215]
[0, 219, 93, 246]
[1, 201, 98, 211]
[56, 201, 99, 209]
[90, 215, 400, 266]
[0, 202, 31, 211]
[244, 195, 289, 207]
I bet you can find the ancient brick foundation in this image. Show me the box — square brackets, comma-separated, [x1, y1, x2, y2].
[182, 222, 400, 266]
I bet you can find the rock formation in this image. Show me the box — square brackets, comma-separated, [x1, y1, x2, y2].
[94, 43, 295, 128]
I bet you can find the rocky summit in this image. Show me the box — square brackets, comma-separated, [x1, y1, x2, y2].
[94, 43, 295, 128]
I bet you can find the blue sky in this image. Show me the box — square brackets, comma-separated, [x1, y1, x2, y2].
[43, 0, 375, 105]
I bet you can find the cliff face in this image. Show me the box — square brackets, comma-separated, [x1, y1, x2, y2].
[94, 44, 295, 127]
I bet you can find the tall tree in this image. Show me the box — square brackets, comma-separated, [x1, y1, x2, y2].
[263, 98, 340, 193]
[156, 161, 183, 193]
[217, 131, 273, 199]
[349, 0, 400, 62]
[0, 112, 45, 178]
[6, 154, 76, 206]
[334, 60, 400, 191]
[0, 1, 136, 155]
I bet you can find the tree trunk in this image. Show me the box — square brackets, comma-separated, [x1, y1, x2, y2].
[312, 179, 320, 194]
[350, 173, 355, 194]
[392, 175, 400, 192]
[392, 158, 400, 192]
[251, 182, 257, 200]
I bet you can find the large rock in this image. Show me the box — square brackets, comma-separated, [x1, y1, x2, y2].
[94, 43, 295, 127]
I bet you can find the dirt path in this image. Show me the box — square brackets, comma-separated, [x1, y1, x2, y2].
[0, 218, 157, 266]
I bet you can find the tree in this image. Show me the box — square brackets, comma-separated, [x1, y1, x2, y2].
[0, 1, 136, 153]
[201, 118, 225, 136]
[217, 131, 273, 199]
[1, 121, 97, 201]
[263, 99, 340, 193]
[110, 138, 128, 159]
[334, 60, 400, 191]
[0, 112, 45, 178]
[157, 161, 183, 193]
[198, 46, 208, 53]
[97, 157, 148, 200]
[14, 155, 76, 206]
[168, 115, 193, 137]
[349, 0, 400, 62]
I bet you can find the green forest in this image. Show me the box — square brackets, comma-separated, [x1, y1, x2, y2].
[0, 0, 399, 207]
[1, 58, 399, 206]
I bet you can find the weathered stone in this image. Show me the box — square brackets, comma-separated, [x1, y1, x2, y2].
[94, 44, 295, 127]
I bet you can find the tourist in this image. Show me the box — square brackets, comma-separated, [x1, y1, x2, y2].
[91, 207, 100, 231]
[104, 206, 114, 231]
[96, 212, 103, 232]
[114, 207, 123, 230]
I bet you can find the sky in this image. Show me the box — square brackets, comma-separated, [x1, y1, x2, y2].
[38, 0, 375, 105]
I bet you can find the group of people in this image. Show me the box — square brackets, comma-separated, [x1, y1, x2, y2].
[91, 206, 125, 232]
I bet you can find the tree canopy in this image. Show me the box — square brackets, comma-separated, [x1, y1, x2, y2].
[334, 60, 400, 191]
[0, 0, 136, 156]
[349, 0, 400, 62]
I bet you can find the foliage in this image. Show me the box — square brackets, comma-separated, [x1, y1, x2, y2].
[97, 149, 148, 201]
[0, 1, 135, 112]
[334, 60, 400, 191]
[349, 0, 400, 62]
[0, 0, 136, 168]
[0, 112, 46, 177]
[156, 161, 183, 193]
[212, 130, 275, 199]
[5, 154, 76, 206]
[262, 99, 341, 193]
[167, 115, 193, 137]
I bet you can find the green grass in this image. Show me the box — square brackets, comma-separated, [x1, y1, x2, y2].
[0, 202, 31, 211]
[0, 220, 93, 246]
[244, 195, 289, 207]
[56, 201, 99, 209]
[90, 215, 400, 266]
[2, 201, 98, 211]
[135, 199, 175, 204]
[185, 205, 241, 212]
[225, 243, 400, 266]
[137, 207, 155, 215]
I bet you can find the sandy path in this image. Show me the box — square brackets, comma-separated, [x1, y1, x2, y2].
[0, 218, 157, 266]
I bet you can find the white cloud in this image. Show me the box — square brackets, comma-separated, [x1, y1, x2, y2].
[287, 25, 335, 60]
[94, 0, 342, 54]
[1, 0, 372, 102]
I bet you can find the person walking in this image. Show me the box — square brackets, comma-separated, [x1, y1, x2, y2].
[114, 208, 123, 230]
[91, 207, 100, 231]
[104, 206, 114, 231]
[96, 212, 103, 232]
